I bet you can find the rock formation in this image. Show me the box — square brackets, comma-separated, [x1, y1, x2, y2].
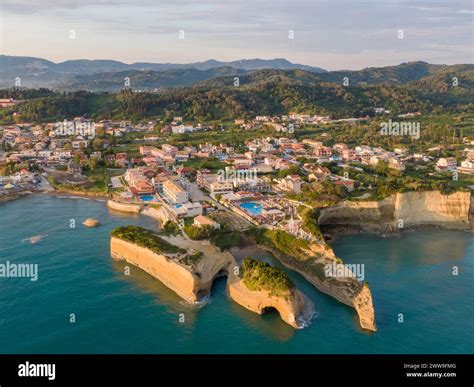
[110, 229, 232, 303]
[253, 229, 376, 331]
[227, 258, 314, 329]
[228, 277, 314, 329]
[319, 190, 472, 233]
[83, 218, 100, 227]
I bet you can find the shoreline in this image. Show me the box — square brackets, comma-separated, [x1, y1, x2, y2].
[40, 189, 110, 201]
[322, 223, 474, 244]
[0, 190, 110, 204]
[0, 194, 21, 204]
[46, 189, 110, 200]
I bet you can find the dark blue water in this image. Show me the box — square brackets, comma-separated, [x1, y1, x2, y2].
[0, 195, 472, 353]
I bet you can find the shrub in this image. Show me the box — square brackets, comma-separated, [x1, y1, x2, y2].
[111, 225, 186, 255]
[184, 225, 213, 240]
[241, 258, 294, 297]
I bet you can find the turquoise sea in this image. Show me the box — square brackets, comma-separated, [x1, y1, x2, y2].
[0, 195, 472, 354]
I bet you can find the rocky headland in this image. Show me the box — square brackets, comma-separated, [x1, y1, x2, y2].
[318, 190, 472, 234]
[250, 228, 377, 332]
[227, 258, 314, 328]
[110, 226, 232, 303]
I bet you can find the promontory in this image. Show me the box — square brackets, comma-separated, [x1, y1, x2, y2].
[227, 257, 314, 328]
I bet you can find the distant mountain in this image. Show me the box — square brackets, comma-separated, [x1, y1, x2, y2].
[0, 55, 326, 88]
[54, 59, 130, 74]
[60, 67, 249, 92]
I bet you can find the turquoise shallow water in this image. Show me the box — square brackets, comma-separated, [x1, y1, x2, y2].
[0, 195, 472, 354]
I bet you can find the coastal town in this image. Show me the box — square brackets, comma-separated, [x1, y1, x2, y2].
[1, 113, 474, 234]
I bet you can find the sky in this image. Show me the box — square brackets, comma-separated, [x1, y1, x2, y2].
[0, 0, 472, 70]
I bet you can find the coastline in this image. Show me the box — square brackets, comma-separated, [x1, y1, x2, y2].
[37, 189, 110, 202]
[0, 194, 21, 204]
[254, 244, 377, 332]
[46, 189, 110, 200]
[321, 223, 473, 244]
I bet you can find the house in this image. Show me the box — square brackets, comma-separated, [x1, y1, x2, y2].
[139, 146, 157, 156]
[175, 151, 190, 162]
[302, 139, 323, 148]
[67, 163, 82, 175]
[388, 158, 406, 172]
[176, 166, 194, 178]
[130, 180, 154, 195]
[193, 215, 220, 229]
[458, 160, 474, 175]
[169, 201, 202, 218]
[277, 175, 302, 193]
[314, 146, 332, 157]
[72, 137, 88, 150]
[162, 144, 178, 156]
[435, 157, 457, 172]
[0, 98, 22, 107]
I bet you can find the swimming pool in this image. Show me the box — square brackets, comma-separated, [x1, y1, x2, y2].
[140, 195, 155, 202]
[239, 201, 263, 216]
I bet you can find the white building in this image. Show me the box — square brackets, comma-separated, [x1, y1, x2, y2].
[458, 160, 474, 175]
[163, 180, 188, 204]
[435, 157, 457, 172]
[209, 181, 234, 197]
[169, 201, 202, 218]
[277, 175, 302, 193]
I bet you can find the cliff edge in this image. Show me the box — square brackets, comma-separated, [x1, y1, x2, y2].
[227, 258, 314, 328]
[319, 190, 472, 233]
[110, 226, 232, 303]
[252, 229, 376, 332]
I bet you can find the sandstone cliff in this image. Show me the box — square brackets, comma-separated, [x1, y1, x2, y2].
[253, 229, 377, 332]
[392, 191, 471, 229]
[227, 274, 314, 328]
[111, 236, 232, 303]
[262, 245, 376, 332]
[319, 190, 472, 232]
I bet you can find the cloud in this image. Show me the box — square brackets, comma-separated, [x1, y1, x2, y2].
[1, 0, 472, 69]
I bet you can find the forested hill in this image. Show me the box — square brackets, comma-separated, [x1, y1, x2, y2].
[0, 62, 472, 123]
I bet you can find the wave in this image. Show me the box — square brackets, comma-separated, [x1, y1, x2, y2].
[179, 294, 213, 309]
[296, 310, 318, 329]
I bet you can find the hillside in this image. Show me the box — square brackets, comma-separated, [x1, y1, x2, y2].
[0, 63, 472, 123]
